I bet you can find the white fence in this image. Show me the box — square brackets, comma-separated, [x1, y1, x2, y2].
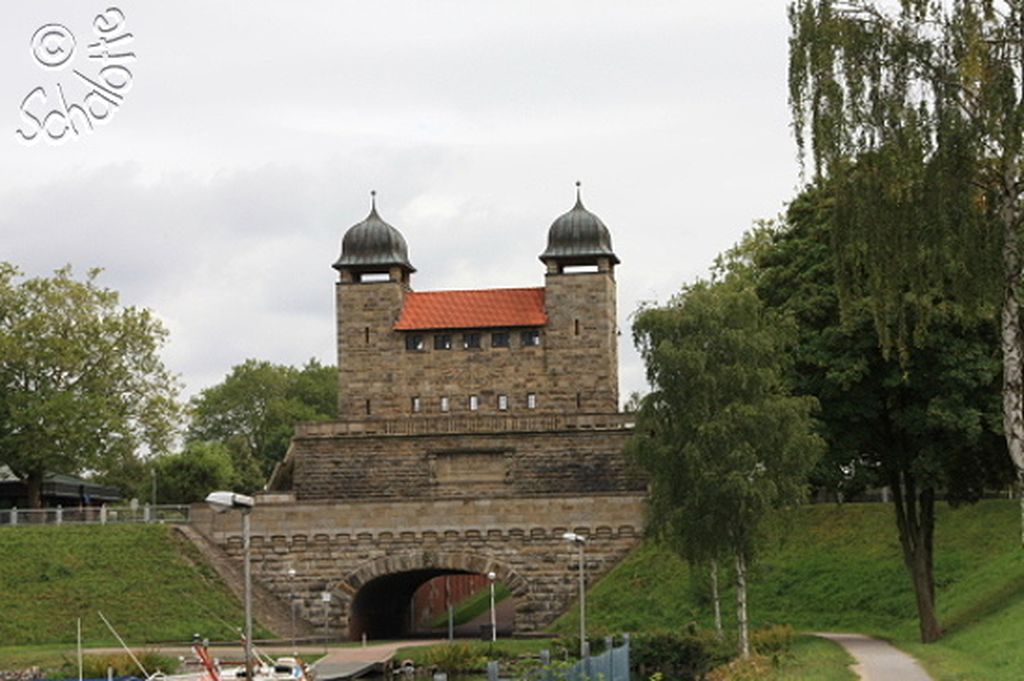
[0, 504, 190, 526]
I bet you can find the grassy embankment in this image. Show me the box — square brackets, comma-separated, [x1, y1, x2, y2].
[550, 499, 1023, 681]
[0, 524, 257, 647]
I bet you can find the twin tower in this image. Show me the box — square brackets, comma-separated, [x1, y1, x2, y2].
[331, 187, 621, 423]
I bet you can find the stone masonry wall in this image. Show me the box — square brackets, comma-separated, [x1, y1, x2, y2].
[334, 271, 620, 420]
[190, 493, 646, 636]
[292, 425, 643, 501]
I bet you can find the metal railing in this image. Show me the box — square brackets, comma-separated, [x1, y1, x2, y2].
[0, 503, 190, 527]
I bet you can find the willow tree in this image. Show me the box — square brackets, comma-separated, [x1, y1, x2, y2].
[630, 277, 824, 657]
[790, 0, 1024, 542]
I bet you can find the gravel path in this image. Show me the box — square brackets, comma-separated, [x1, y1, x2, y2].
[816, 632, 933, 681]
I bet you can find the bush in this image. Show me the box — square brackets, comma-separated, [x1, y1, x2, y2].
[632, 629, 733, 680]
[751, 624, 794, 656]
[50, 652, 178, 679]
[417, 643, 487, 673]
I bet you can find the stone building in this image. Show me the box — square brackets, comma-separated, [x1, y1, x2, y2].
[252, 187, 644, 637]
[271, 187, 638, 502]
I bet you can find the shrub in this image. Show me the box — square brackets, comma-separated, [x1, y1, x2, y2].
[632, 629, 732, 680]
[418, 643, 487, 673]
[751, 624, 794, 656]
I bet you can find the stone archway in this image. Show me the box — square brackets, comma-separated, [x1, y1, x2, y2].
[333, 550, 530, 640]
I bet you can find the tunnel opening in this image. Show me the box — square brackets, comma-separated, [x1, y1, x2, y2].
[348, 568, 514, 641]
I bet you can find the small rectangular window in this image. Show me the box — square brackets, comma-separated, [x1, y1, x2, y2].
[463, 333, 481, 349]
[469, 395, 479, 411]
[492, 332, 510, 348]
[521, 329, 541, 346]
[498, 394, 509, 411]
[440, 396, 450, 413]
[405, 334, 425, 351]
[434, 334, 452, 350]
[411, 396, 421, 413]
[527, 393, 537, 409]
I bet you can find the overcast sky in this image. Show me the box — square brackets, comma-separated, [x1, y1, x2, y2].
[0, 1, 801, 405]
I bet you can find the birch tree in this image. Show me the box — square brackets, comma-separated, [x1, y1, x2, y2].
[630, 277, 824, 657]
[789, 0, 1024, 543]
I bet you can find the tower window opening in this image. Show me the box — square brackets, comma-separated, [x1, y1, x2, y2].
[574, 319, 580, 336]
[434, 334, 452, 350]
[492, 332, 511, 348]
[364, 327, 370, 344]
[562, 264, 600, 274]
[527, 393, 537, 409]
[498, 394, 509, 411]
[365, 399, 371, 415]
[521, 329, 541, 347]
[405, 334, 425, 351]
[440, 396, 450, 412]
[359, 272, 391, 283]
[463, 333, 481, 349]
[411, 396, 421, 413]
[469, 395, 479, 411]
[576, 392, 582, 409]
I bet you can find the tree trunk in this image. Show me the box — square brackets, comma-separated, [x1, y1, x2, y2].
[710, 559, 723, 639]
[25, 469, 44, 509]
[735, 552, 750, 658]
[999, 177, 1024, 547]
[890, 469, 941, 643]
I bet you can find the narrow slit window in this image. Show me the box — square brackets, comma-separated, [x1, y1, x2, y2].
[574, 319, 580, 336]
[364, 327, 370, 344]
[576, 392, 582, 409]
[365, 399, 371, 415]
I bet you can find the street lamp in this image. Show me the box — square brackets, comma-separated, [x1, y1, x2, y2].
[287, 567, 297, 655]
[487, 571, 497, 642]
[206, 491, 255, 680]
[562, 531, 587, 660]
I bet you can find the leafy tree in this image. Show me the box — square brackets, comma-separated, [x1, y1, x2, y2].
[630, 276, 824, 657]
[0, 264, 180, 507]
[153, 441, 236, 504]
[789, 0, 1024, 542]
[187, 358, 336, 491]
[748, 190, 1011, 642]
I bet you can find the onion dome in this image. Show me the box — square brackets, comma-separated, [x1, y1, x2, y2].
[333, 191, 415, 272]
[540, 182, 619, 265]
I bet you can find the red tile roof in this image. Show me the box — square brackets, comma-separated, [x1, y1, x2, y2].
[394, 288, 547, 331]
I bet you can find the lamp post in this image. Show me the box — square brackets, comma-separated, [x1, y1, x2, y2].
[287, 567, 297, 655]
[205, 491, 255, 681]
[487, 571, 497, 642]
[562, 531, 587, 660]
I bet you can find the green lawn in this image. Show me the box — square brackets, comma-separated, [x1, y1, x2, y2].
[552, 500, 1024, 681]
[0, 524, 257, 646]
[428, 583, 512, 628]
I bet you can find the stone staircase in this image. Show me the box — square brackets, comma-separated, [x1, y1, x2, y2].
[174, 524, 317, 639]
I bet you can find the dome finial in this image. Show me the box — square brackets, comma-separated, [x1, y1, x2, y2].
[575, 180, 583, 208]
[370, 190, 377, 214]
